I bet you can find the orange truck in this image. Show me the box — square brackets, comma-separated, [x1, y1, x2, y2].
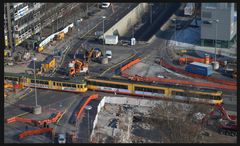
[178, 54, 211, 65]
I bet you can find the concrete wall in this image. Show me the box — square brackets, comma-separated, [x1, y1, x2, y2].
[104, 3, 149, 37]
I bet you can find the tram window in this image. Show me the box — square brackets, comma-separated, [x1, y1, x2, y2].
[214, 96, 221, 100]
[88, 81, 97, 85]
[135, 87, 144, 91]
[172, 91, 187, 96]
[62, 83, 71, 87]
[39, 81, 48, 85]
[152, 88, 165, 94]
[53, 82, 56, 86]
[31, 80, 35, 83]
[204, 95, 214, 99]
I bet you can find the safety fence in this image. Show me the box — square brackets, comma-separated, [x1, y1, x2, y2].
[19, 128, 53, 139]
[159, 58, 236, 86]
[76, 94, 99, 120]
[6, 112, 62, 126]
[119, 58, 236, 91]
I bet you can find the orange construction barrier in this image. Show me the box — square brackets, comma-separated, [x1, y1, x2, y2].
[6, 117, 38, 125]
[38, 112, 62, 126]
[178, 56, 213, 65]
[119, 58, 236, 91]
[6, 112, 62, 126]
[121, 58, 141, 72]
[19, 128, 53, 139]
[76, 94, 99, 120]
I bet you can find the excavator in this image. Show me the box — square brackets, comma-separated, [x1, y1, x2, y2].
[68, 59, 88, 77]
[201, 104, 237, 136]
[86, 48, 103, 63]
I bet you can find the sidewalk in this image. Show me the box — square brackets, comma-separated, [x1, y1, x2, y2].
[4, 87, 32, 108]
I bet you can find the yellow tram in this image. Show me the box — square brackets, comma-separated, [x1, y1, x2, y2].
[4, 73, 223, 105]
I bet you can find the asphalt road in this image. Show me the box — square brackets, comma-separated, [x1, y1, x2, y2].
[53, 3, 138, 78]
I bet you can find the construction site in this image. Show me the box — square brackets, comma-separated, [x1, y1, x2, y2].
[4, 3, 237, 143]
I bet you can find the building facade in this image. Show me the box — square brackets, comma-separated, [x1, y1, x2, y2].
[200, 3, 236, 48]
[4, 3, 82, 51]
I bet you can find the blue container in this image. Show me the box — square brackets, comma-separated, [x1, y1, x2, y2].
[185, 62, 213, 76]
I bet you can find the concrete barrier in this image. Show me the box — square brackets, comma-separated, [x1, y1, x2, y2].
[104, 3, 149, 37]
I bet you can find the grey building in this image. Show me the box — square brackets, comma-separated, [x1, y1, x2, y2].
[4, 3, 84, 51]
[200, 3, 236, 48]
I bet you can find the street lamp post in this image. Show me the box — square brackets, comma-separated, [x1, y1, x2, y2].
[172, 18, 177, 47]
[32, 57, 42, 114]
[214, 19, 219, 63]
[33, 57, 38, 107]
[77, 18, 83, 36]
[102, 16, 106, 56]
[85, 105, 92, 142]
[206, 19, 219, 65]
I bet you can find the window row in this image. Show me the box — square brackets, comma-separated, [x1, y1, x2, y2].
[134, 86, 165, 94]
[172, 91, 222, 100]
[88, 81, 128, 89]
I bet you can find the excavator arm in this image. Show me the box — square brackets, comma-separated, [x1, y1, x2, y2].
[75, 59, 83, 72]
[87, 48, 94, 63]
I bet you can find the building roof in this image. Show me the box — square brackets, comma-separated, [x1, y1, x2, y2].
[190, 62, 211, 68]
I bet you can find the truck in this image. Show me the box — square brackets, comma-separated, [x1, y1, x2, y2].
[184, 3, 195, 16]
[185, 62, 213, 76]
[104, 35, 118, 45]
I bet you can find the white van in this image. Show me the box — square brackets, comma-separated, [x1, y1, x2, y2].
[106, 50, 112, 59]
[101, 3, 111, 8]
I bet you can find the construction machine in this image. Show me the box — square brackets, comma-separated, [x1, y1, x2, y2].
[56, 32, 65, 41]
[4, 50, 12, 57]
[86, 48, 103, 63]
[37, 56, 57, 74]
[68, 59, 88, 77]
[202, 104, 237, 136]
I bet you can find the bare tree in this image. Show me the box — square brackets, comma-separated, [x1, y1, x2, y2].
[148, 101, 208, 143]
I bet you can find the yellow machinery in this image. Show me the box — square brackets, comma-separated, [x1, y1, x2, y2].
[38, 46, 44, 53]
[41, 56, 56, 72]
[4, 50, 12, 57]
[57, 32, 65, 40]
[87, 48, 94, 63]
[86, 48, 102, 63]
[4, 82, 13, 89]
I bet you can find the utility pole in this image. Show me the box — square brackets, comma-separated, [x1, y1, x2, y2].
[214, 19, 219, 63]
[85, 105, 92, 142]
[32, 57, 42, 114]
[102, 16, 106, 56]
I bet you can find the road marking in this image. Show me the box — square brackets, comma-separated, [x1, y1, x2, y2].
[56, 97, 77, 124]
[18, 88, 33, 100]
[15, 112, 30, 117]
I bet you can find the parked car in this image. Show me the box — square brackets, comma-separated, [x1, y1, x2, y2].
[101, 3, 111, 8]
[105, 50, 112, 59]
[58, 133, 66, 144]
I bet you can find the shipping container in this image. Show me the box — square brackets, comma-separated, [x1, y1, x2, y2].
[104, 35, 118, 45]
[185, 62, 213, 76]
